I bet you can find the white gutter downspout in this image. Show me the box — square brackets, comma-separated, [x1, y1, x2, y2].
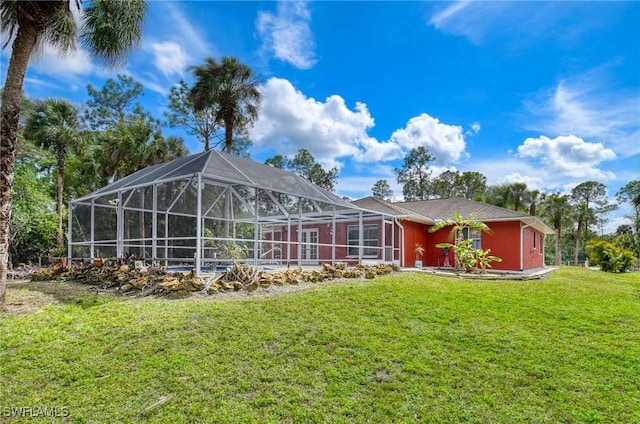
[395, 218, 405, 267]
[520, 221, 535, 271]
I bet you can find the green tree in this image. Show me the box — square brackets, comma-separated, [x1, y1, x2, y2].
[570, 181, 613, 264]
[541, 193, 573, 265]
[264, 149, 339, 191]
[287, 149, 338, 192]
[372, 179, 393, 201]
[84, 74, 147, 129]
[458, 171, 487, 200]
[432, 170, 460, 198]
[484, 184, 511, 208]
[24, 98, 82, 250]
[508, 182, 528, 212]
[190, 57, 261, 154]
[9, 160, 57, 265]
[526, 189, 545, 216]
[395, 146, 436, 201]
[616, 180, 640, 256]
[97, 118, 187, 182]
[264, 154, 286, 169]
[0, 0, 147, 308]
[165, 79, 217, 151]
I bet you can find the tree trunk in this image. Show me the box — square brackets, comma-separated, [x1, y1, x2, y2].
[554, 218, 562, 266]
[0, 23, 39, 309]
[56, 153, 65, 250]
[574, 217, 583, 266]
[224, 117, 233, 153]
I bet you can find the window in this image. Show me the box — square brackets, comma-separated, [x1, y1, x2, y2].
[461, 227, 482, 249]
[348, 224, 379, 257]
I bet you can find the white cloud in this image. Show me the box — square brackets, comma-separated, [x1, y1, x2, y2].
[429, 1, 474, 31]
[250, 77, 403, 168]
[151, 42, 189, 77]
[250, 78, 470, 170]
[496, 173, 545, 191]
[256, 1, 317, 69]
[528, 78, 640, 156]
[517, 135, 617, 180]
[466, 121, 481, 136]
[30, 44, 94, 77]
[389, 114, 468, 164]
[428, 1, 620, 47]
[153, 2, 212, 61]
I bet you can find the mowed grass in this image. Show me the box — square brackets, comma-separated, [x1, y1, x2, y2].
[1, 268, 639, 423]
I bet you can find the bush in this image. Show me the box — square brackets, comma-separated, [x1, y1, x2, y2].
[586, 239, 636, 273]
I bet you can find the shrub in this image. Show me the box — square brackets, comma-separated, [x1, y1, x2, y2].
[586, 239, 636, 273]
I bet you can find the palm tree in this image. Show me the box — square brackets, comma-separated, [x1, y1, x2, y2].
[190, 57, 261, 154]
[526, 190, 545, 216]
[542, 193, 573, 266]
[98, 118, 187, 182]
[0, 0, 147, 308]
[508, 182, 528, 212]
[24, 98, 82, 250]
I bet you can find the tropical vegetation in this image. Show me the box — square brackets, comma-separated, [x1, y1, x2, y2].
[0, 0, 147, 308]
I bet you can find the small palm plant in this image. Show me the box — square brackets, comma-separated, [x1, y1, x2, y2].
[428, 213, 502, 273]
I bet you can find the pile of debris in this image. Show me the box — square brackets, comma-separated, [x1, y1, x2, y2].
[30, 259, 400, 297]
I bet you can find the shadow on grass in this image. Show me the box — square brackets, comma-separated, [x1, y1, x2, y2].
[3, 280, 124, 316]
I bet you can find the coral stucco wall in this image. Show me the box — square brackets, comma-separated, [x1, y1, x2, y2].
[522, 226, 546, 269]
[482, 221, 522, 270]
[266, 217, 546, 270]
[416, 220, 546, 271]
[401, 221, 428, 267]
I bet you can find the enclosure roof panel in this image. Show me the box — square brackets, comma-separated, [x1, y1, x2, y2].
[73, 150, 355, 208]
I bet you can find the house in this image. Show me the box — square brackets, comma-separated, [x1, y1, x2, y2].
[69, 149, 553, 273]
[352, 196, 554, 271]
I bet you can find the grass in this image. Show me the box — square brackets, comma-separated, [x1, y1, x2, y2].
[1, 267, 639, 423]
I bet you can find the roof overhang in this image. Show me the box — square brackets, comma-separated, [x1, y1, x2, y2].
[482, 216, 555, 235]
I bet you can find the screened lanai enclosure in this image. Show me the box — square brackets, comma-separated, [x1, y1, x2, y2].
[69, 150, 399, 275]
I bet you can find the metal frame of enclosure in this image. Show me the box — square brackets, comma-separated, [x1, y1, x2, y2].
[69, 150, 399, 275]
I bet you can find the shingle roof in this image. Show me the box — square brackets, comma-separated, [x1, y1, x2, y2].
[396, 198, 533, 221]
[351, 196, 417, 217]
[353, 196, 554, 234]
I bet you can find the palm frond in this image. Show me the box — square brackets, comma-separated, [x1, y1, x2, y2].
[80, 0, 146, 67]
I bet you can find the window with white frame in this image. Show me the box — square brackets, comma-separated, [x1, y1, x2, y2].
[348, 224, 379, 257]
[461, 227, 482, 249]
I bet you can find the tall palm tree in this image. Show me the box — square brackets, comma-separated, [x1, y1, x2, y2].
[542, 193, 573, 266]
[0, 0, 147, 308]
[190, 56, 261, 154]
[24, 98, 82, 250]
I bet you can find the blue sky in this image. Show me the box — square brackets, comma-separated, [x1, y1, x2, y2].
[3, 1, 639, 232]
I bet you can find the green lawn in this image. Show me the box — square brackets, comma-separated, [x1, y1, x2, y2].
[1, 267, 639, 423]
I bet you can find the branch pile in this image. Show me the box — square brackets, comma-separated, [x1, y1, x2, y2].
[30, 260, 400, 296]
